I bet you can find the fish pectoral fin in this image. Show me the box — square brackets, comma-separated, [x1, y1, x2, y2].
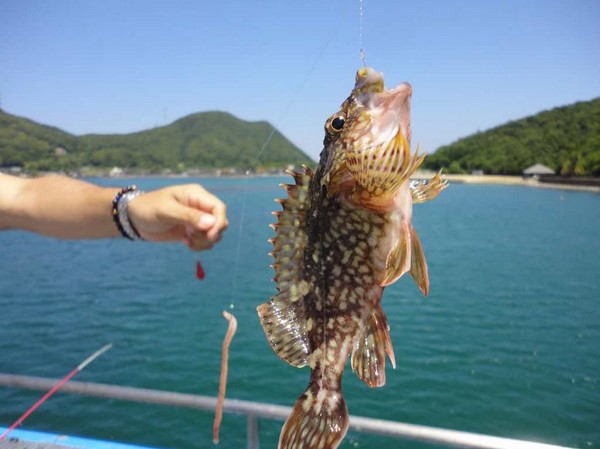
[279, 381, 349, 449]
[409, 226, 430, 296]
[351, 306, 396, 388]
[381, 221, 411, 286]
[257, 295, 311, 368]
[348, 134, 425, 196]
[410, 170, 448, 204]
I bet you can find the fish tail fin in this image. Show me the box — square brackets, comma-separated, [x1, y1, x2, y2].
[279, 379, 349, 449]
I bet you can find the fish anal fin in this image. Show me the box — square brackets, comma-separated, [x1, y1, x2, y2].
[381, 221, 411, 286]
[409, 226, 430, 296]
[279, 381, 349, 449]
[257, 295, 311, 368]
[351, 306, 395, 387]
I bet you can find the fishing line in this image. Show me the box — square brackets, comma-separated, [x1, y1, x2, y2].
[359, 0, 367, 66]
[226, 17, 344, 312]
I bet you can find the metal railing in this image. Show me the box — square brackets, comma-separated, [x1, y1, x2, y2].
[0, 373, 573, 449]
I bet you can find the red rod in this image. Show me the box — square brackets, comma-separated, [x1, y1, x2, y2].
[0, 343, 113, 441]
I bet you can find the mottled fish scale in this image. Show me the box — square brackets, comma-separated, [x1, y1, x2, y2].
[258, 67, 446, 449]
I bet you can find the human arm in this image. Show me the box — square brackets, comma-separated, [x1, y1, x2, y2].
[0, 173, 227, 250]
[0, 173, 119, 239]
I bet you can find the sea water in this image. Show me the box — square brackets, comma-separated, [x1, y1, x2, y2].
[0, 178, 598, 449]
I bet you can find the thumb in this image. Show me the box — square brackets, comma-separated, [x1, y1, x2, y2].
[197, 212, 217, 231]
[166, 201, 216, 231]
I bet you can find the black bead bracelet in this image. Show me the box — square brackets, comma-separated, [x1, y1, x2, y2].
[112, 185, 143, 240]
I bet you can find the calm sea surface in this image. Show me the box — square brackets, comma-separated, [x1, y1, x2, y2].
[0, 177, 598, 449]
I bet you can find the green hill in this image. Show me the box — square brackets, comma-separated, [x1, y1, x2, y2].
[0, 109, 313, 172]
[423, 98, 600, 176]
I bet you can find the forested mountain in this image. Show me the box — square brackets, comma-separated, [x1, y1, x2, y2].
[423, 98, 600, 176]
[5, 97, 598, 176]
[0, 110, 313, 172]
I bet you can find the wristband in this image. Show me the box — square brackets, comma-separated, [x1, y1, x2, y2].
[111, 186, 144, 240]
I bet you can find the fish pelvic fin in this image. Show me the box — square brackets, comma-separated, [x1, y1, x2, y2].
[381, 223, 430, 295]
[257, 294, 311, 367]
[410, 170, 448, 204]
[279, 378, 349, 449]
[409, 225, 430, 296]
[351, 305, 396, 387]
[381, 220, 411, 286]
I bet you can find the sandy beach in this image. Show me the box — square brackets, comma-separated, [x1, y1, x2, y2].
[415, 172, 600, 193]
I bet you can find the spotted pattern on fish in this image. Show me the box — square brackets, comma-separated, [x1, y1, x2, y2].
[258, 67, 446, 449]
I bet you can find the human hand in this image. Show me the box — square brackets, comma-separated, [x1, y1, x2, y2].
[127, 184, 228, 251]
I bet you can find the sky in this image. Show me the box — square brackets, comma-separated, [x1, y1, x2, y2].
[1, 0, 599, 161]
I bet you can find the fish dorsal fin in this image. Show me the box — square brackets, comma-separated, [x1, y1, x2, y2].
[257, 166, 313, 367]
[268, 166, 312, 296]
[410, 171, 447, 204]
[351, 305, 396, 387]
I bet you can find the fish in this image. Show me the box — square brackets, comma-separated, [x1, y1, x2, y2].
[257, 67, 447, 449]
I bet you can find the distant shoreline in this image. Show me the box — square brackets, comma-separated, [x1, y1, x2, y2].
[416, 172, 600, 193]
[3, 168, 599, 193]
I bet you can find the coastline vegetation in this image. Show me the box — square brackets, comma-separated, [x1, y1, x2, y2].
[423, 97, 600, 176]
[3, 97, 599, 178]
[0, 110, 313, 175]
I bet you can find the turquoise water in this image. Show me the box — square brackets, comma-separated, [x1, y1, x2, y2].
[0, 178, 598, 449]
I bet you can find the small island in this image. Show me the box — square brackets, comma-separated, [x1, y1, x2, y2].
[0, 109, 313, 177]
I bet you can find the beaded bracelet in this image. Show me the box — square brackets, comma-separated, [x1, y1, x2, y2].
[111, 186, 144, 240]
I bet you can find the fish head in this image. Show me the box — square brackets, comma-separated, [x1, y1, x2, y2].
[319, 67, 422, 210]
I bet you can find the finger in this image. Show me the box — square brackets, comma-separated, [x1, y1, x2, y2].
[171, 185, 228, 242]
[176, 185, 221, 214]
[181, 185, 227, 225]
[184, 234, 215, 252]
[163, 199, 213, 232]
[185, 225, 223, 246]
[198, 213, 217, 231]
[207, 201, 228, 241]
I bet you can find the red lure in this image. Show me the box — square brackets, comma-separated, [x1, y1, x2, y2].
[196, 261, 206, 280]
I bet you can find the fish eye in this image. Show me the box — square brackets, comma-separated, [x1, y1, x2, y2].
[331, 116, 345, 131]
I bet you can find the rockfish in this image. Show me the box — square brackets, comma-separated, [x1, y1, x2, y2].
[257, 67, 446, 449]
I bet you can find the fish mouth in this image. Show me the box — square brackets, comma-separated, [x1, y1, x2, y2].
[369, 82, 413, 146]
[345, 68, 422, 200]
[354, 67, 413, 146]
